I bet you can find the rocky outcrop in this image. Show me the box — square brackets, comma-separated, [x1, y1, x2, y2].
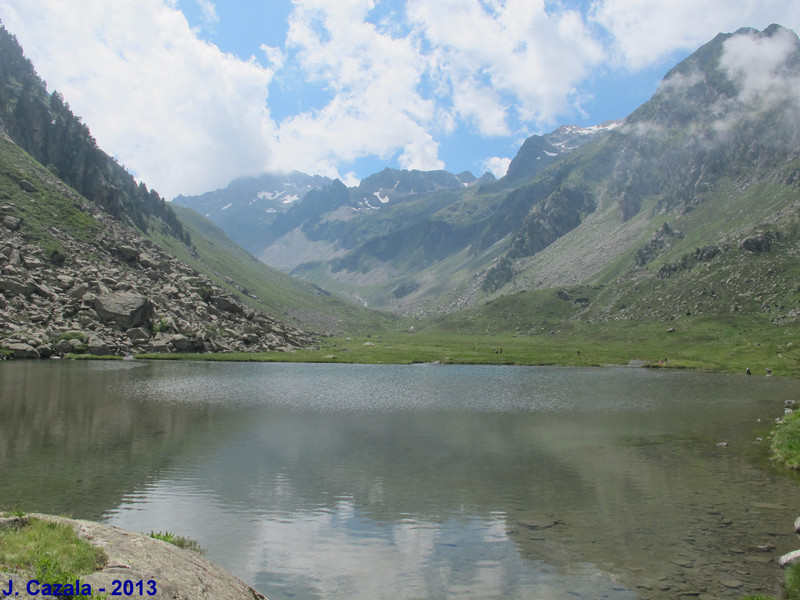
[0, 514, 268, 600]
[0, 199, 317, 359]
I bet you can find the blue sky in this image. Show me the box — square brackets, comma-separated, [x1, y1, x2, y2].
[1, 0, 798, 199]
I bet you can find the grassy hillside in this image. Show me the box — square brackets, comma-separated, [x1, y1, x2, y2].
[0, 135, 101, 250]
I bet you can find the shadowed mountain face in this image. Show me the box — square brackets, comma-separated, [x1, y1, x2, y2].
[174, 25, 800, 317]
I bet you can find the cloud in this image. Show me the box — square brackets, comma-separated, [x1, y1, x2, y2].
[407, 0, 604, 128]
[269, 0, 444, 175]
[196, 0, 219, 29]
[0, 0, 276, 199]
[719, 25, 800, 107]
[591, 0, 800, 70]
[482, 156, 511, 178]
[270, 0, 605, 176]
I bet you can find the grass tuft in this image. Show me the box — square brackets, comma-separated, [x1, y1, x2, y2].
[149, 530, 205, 555]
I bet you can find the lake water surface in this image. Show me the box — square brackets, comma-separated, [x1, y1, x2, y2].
[2, 360, 800, 599]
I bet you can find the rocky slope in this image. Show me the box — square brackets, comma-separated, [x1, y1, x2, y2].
[0, 136, 316, 359]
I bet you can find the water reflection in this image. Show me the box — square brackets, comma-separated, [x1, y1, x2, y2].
[2, 361, 800, 599]
[109, 483, 634, 600]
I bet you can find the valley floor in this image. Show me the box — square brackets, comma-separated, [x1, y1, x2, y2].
[133, 316, 800, 379]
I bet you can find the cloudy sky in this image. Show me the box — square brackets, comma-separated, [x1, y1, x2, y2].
[0, 1, 798, 199]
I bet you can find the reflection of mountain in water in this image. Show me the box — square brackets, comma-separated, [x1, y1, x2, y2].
[0, 361, 220, 519]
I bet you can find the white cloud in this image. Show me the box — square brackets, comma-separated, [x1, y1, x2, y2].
[196, 0, 218, 28]
[408, 0, 605, 127]
[483, 156, 511, 178]
[269, 0, 606, 176]
[269, 0, 444, 174]
[719, 25, 800, 107]
[0, 0, 275, 199]
[591, 0, 800, 70]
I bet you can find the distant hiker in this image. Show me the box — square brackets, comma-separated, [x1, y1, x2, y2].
[746, 367, 751, 375]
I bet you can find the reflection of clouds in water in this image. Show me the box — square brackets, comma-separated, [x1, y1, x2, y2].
[249, 500, 439, 599]
[245, 502, 631, 600]
[111, 483, 633, 600]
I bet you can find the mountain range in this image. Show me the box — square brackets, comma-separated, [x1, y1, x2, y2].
[175, 24, 800, 321]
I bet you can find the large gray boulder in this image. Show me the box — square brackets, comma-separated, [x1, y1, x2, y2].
[87, 336, 112, 356]
[93, 292, 153, 329]
[1, 215, 21, 230]
[212, 294, 244, 315]
[6, 342, 39, 358]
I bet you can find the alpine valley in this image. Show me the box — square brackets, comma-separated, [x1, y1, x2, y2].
[2, 23, 800, 372]
[176, 24, 800, 328]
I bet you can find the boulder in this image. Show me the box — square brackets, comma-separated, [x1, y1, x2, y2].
[93, 292, 153, 329]
[138, 253, 161, 269]
[148, 341, 169, 353]
[87, 336, 112, 356]
[68, 282, 89, 299]
[6, 342, 39, 359]
[126, 327, 150, 342]
[1, 215, 21, 230]
[115, 245, 139, 261]
[780, 549, 800, 567]
[54, 339, 79, 355]
[32, 282, 56, 299]
[213, 295, 244, 315]
[0, 277, 34, 296]
[20, 514, 268, 600]
[169, 334, 203, 353]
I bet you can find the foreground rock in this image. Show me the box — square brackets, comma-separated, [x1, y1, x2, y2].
[0, 194, 318, 358]
[0, 514, 267, 600]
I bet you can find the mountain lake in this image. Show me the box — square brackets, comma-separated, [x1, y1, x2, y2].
[3, 360, 800, 599]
